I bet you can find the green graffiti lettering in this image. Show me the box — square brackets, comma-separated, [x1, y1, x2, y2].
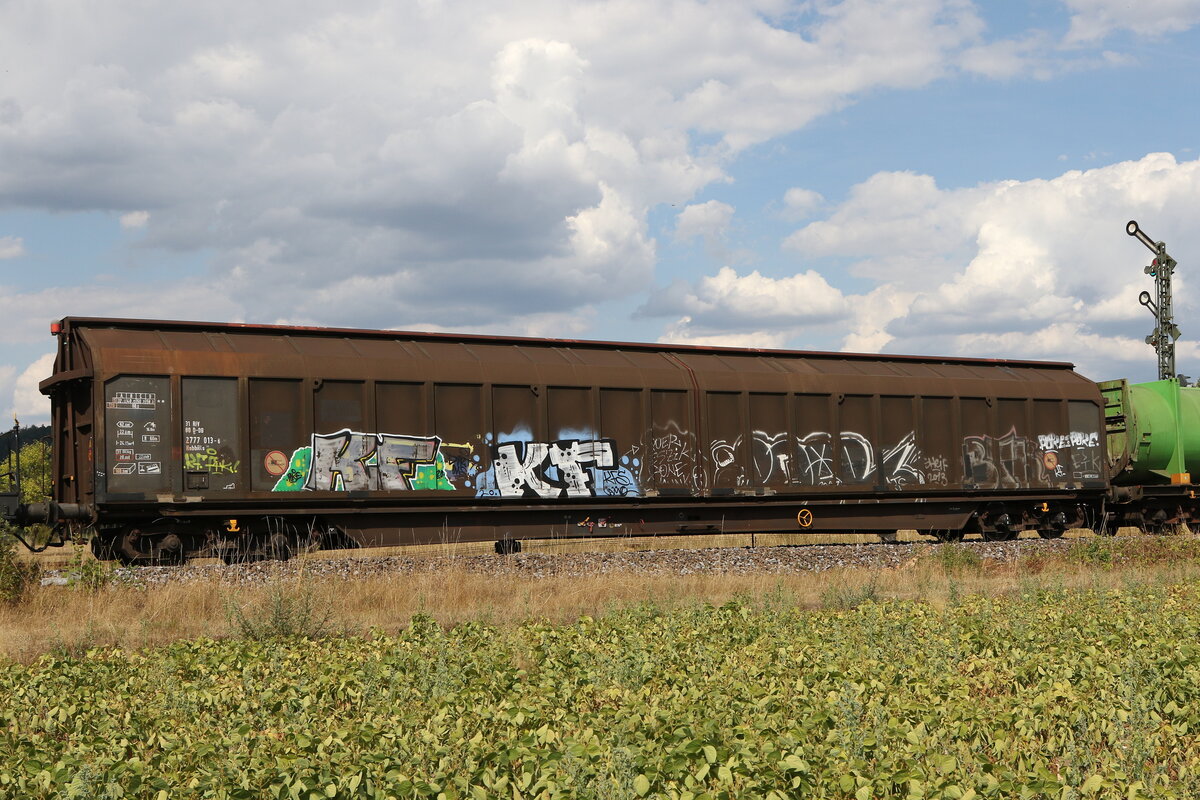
[272, 447, 312, 491]
[184, 448, 240, 475]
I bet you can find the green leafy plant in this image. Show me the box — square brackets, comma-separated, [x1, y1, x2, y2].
[1070, 537, 1116, 568]
[64, 544, 117, 593]
[5, 586, 1200, 797]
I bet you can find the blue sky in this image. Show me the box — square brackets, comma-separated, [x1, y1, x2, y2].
[1, 0, 1199, 422]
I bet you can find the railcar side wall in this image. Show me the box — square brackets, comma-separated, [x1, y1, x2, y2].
[45, 321, 1109, 514]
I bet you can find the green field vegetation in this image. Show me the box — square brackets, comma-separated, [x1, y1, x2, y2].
[4, 579, 1200, 799]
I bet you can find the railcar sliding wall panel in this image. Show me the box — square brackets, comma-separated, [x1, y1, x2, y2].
[649, 390, 697, 494]
[104, 375, 171, 496]
[180, 377, 241, 493]
[838, 395, 875, 487]
[1068, 401, 1104, 483]
[749, 393, 789, 488]
[794, 394, 835, 488]
[707, 392, 742, 490]
[880, 396, 918, 490]
[432, 384, 481, 492]
[315, 381, 365, 433]
[920, 397, 956, 488]
[376, 383, 425, 438]
[249, 379, 304, 491]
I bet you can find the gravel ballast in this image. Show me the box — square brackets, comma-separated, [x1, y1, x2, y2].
[54, 537, 1085, 588]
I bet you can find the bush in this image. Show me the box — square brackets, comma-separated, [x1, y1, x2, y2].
[65, 544, 117, 593]
[1070, 538, 1116, 567]
[226, 581, 334, 640]
[0, 532, 40, 605]
[820, 577, 879, 610]
[933, 542, 983, 574]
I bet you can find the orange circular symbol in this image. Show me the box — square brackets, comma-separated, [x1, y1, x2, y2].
[797, 509, 814, 528]
[1042, 451, 1059, 472]
[264, 450, 289, 476]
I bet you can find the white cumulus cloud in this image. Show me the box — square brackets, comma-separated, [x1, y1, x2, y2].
[647, 152, 1200, 381]
[10, 353, 54, 423]
[1063, 0, 1200, 43]
[641, 265, 851, 346]
[0, 0, 996, 338]
[0, 237, 25, 259]
[674, 200, 735, 245]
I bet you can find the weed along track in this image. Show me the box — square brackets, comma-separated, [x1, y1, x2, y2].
[2, 532, 1192, 652]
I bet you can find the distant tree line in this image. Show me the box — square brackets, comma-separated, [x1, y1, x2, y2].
[0, 425, 50, 462]
[0, 426, 52, 503]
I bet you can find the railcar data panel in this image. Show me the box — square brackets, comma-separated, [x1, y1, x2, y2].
[104, 376, 171, 495]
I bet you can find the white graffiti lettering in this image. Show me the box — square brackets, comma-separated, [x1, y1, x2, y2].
[488, 438, 627, 498]
[647, 423, 702, 490]
[752, 431, 790, 484]
[881, 431, 925, 488]
[1036, 431, 1100, 451]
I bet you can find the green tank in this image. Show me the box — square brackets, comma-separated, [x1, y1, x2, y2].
[1100, 378, 1200, 485]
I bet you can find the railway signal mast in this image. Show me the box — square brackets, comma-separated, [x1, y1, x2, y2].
[1128, 220, 1182, 382]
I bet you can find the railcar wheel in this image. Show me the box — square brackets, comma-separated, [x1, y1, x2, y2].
[266, 532, 293, 561]
[981, 528, 1018, 542]
[1036, 528, 1065, 540]
[155, 533, 186, 566]
[117, 528, 145, 565]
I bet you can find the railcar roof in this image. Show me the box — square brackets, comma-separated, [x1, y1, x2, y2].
[55, 316, 1077, 370]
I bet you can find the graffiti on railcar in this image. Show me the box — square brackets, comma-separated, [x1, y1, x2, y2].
[646, 422, 703, 490]
[795, 432, 837, 485]
[184, 447, 240, 475]
[263, 419, 1103, 496]
[963, 429, 1049, 489]
[474, 429, 640, 498]
[272, 429, 471, 492]
[923, 455, 950, 486]
[794, 430, 927, 487]
[881, 432, 925, 488]
[709, 436, 745, 485]
[752, 431, 790, 484]
[962, 428, 1102, 489]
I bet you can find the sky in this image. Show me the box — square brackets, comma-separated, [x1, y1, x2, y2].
[1, 0, 1199, 424]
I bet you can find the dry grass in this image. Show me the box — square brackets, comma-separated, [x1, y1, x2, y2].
[2, 532, 1197, 663]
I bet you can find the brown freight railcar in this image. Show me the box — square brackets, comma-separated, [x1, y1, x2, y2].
[37, 317, 1108, 563]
